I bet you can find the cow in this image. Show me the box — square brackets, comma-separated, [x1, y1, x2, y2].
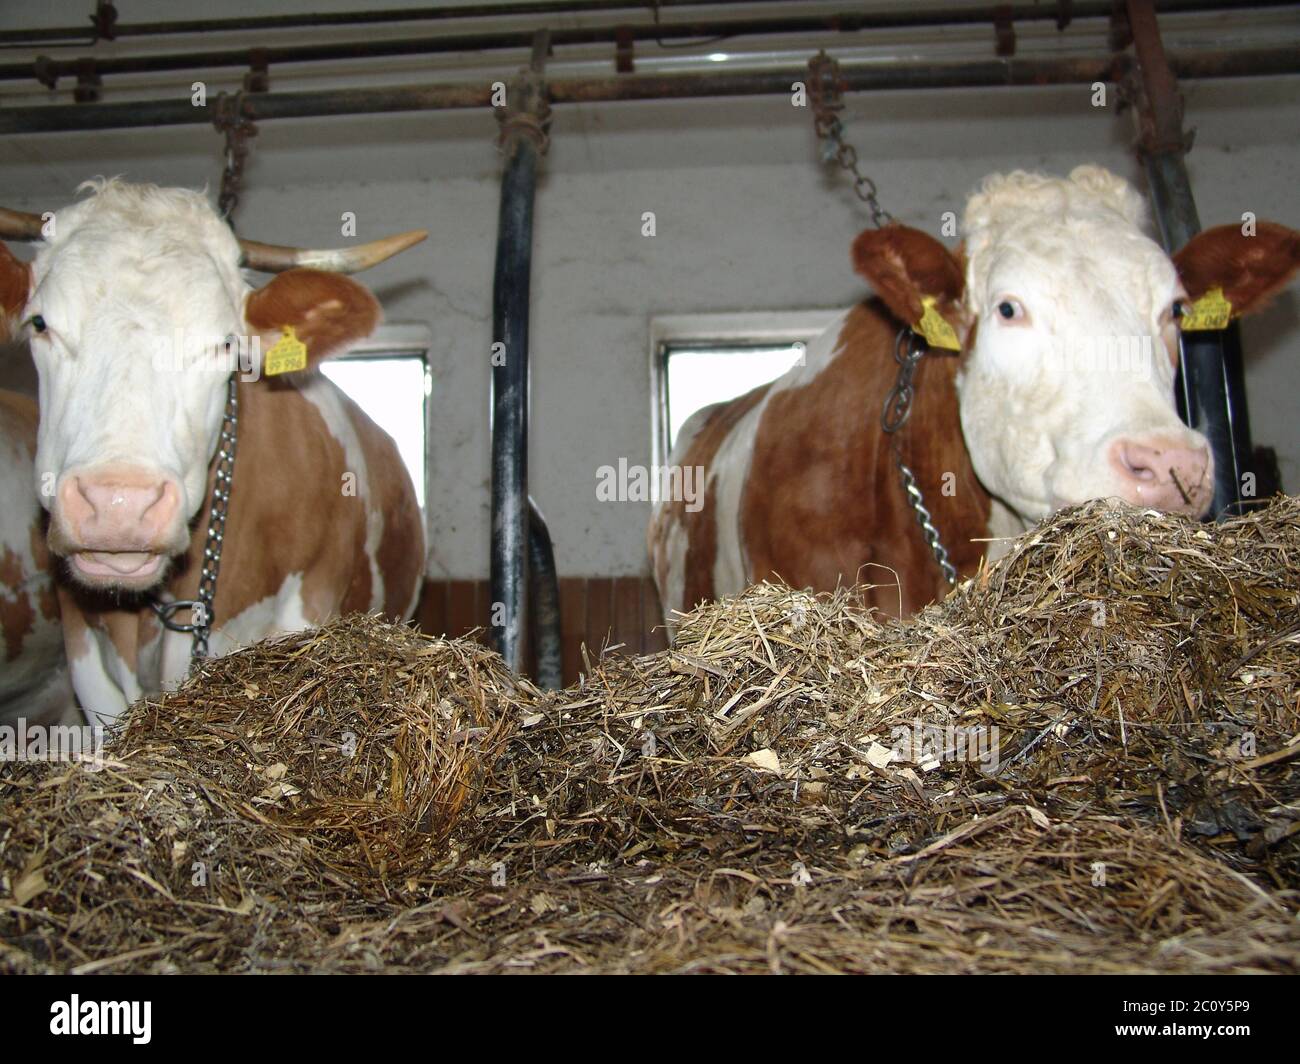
[0, 180, 427, 726]
[0, 390, 73, 728]
[650, 166, 1300, 626]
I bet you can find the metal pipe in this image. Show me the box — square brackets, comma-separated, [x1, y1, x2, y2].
[528, 497, 563, 690]
[7, 3, 1297, 86]
[1127, 0, 1254, 517]
[1, 0, 1287, 47]
[2, 47, 1295, 136]
[489, 32, 550, 675]
[0, 0, 790, 44]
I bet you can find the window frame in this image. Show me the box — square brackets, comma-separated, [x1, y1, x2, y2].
[648, 310, 842, 472]
[321, 322, 432, 520]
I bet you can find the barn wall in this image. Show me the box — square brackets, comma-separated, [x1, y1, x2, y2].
[2, 57, 1297, 582]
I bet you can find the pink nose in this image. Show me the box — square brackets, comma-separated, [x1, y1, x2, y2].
[1109, 436, 1213, 514]
[57, 467, 182, 552]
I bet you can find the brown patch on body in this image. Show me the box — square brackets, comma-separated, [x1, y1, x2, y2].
[0, 391, 52, 660]
[740, 300, 991, 618]
[0, 548, 36, 661]
[0, 244, 32, 337]
[649, 383, 771, 613]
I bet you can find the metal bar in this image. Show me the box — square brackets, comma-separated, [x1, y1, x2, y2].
[489, 32, 550, 675]
[1127, 0, 1253, 517]
[6, 3, 1298, 84]
[528, 497, 563, 690]
[2, 47, 1295, 136]
[1, 0, 1289, 46]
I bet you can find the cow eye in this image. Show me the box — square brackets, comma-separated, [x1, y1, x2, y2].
[26, 313, 47, 334]
[995, 299, 1025, 322]
[1172, 300, 1185, 321]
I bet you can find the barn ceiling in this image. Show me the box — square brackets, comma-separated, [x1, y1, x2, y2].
[1, 1, 1297, 197]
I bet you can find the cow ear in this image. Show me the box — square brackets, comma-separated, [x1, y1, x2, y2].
[0, 243, 33, 342]
[852, 224, 968, 343]
[242, 268, 380, 371]
[1174, 221, 1300, 317]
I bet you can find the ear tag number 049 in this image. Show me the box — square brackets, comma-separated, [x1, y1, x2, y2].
[916, 296, 961, 351]
[264, 325, 308, 376]
[1179, 286, 1234, 332]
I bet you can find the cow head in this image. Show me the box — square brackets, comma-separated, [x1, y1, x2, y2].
[853, 165, 1300, 522]
[0, 180, 425, 592]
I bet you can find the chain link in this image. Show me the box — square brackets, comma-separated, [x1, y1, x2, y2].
[212, 91, 257, 225]
[150, 374, 238, 667]
[807, 50, 894, 228]
[881, 329, 958, 587]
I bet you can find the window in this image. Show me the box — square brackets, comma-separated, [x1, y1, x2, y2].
[650, 311, 841, 468]
[319, 324, 431, 509]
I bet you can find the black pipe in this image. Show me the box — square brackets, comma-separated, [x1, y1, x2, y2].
[490, 34, 555, 678]
[7, 3, 1298, 85]
[528, 497, 563, 690]
[0, 0, 791, 44]
[490, 128, 535, 674]
[1, 0, 1287, 47]
[1145, 155, 1253, 516]
[1127, 1, 1254, 517]
[2, 48, 1296, 136]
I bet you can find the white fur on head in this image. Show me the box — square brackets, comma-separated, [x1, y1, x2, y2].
[29, 179, 249, 540]
[952, 166, 1212, 522]
[963, 166, 1149, 312]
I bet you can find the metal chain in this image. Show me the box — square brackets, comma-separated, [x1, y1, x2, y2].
[212, 91, 256, 225]
[150, 374, 239, 667]
[881, 329, 958, 586]
[807, 50, 894, 228]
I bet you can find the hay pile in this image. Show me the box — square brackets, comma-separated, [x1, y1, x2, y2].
[2, 497, 1298, 973]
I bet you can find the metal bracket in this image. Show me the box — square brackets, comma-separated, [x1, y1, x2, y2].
[994, 6, 1016, 58]
[496, 30, 553, 155]
[244, 49, 270, 94]
[73, 59, 101, 103]
[92, 1, 118, 43]
[33, 56, 58, 91]
[615, 26, 635, 74]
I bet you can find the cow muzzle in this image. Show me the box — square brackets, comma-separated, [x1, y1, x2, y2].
[1107, 434, 1214, 516]
[52, 466, 187, 589]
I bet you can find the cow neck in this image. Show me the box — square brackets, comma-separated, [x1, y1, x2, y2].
[881, 328, 959, 585]
[148, 373, 239, 667]
[739, 301, 991, 618]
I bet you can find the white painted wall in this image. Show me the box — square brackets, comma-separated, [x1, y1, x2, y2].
[2, 5, 1297, 578]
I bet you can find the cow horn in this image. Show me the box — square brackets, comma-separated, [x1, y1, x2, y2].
[237, 229, 427, 274]
[1, 202, 425, 274]
[0, 207, 47, 241]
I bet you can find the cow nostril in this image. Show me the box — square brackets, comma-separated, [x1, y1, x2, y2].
[1116, 444, 1156, 481]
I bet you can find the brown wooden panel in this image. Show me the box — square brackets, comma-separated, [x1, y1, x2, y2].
[613, 577, 641, 654]
[447, 579, 481, 642]
[417, 575, 671, 685]
[642, 578, 669, 653]
[559, 577, 587, 687]
[585, 577, 614, 659]
[414, 578, 447, 638]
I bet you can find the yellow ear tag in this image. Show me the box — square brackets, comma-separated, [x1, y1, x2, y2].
[263, 325, 308, 376]
[1179, 286, 1234, 332]
[916, 296, 961, 351]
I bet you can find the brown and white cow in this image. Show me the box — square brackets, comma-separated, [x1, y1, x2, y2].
[0, 391, 73, 728]
[0, 180, 426, 726]
[651, 166, 1300, 624]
